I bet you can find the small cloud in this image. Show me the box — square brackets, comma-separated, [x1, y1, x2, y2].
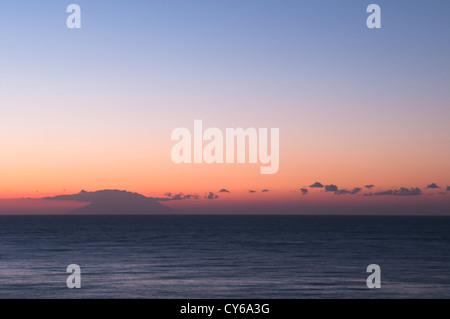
[219, 189, 230, 193]
[184, 194, 199, 200]
[325, 184, 338, 192]
[172, 193, 185, 200]
[335, 187, 362, 195]
[204, 192, 219, 200]
[364, 185, 374, 189]
[163, 192, 199, 200]
[309, 182, 324, 188]
[374, 187, 422, 196]
[426, 183, 440, 189]
[249, 190, 256, 193]
[300, 188, 308, 195]
[262, 189, 269, 192]
[447, 186, 450, 191]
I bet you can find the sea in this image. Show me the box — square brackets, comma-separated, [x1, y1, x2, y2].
[0, 215, 449, 299]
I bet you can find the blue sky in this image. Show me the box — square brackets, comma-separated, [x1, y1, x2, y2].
[2, 1, 449, 102]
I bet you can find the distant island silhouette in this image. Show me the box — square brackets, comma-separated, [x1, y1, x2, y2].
[43, 190, 177, 215]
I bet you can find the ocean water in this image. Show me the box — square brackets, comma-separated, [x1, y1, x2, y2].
[0, 215, 449, 299]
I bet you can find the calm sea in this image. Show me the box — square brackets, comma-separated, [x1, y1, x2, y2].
[0, 215, 449, 298]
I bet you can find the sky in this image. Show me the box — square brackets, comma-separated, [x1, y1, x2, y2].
[0, 1, 449, 214]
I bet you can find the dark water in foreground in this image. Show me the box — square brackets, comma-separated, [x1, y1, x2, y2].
[0, 215, 449, 298]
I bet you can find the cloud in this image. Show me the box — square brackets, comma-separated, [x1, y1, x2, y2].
[249, 190, 257, 193]
[164, 192, 199, 200]
[184, 194, 199, 199]
[219, 189, 230, 193]
[300, 188, 308, 195]
[309, 182, 324, 188]
[426, 183, 440, 189]
[204, 192, 219, 200]
[262, 189, 269, 192]
[374, 187, 422, 196]
[447, 186, 450, 191]
[364, 185, 374, 189]
[335, 187, 362, 195]
[325, 184, 338, 192]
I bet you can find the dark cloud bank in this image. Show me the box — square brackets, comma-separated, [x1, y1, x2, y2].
[374, 187, 422, 196]
[38, 187, 450, 215]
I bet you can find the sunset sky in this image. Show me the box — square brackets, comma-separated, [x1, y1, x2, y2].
[1, 1, 449, 214]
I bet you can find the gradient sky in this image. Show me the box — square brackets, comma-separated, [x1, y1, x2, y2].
[1, 1, 449, 213]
